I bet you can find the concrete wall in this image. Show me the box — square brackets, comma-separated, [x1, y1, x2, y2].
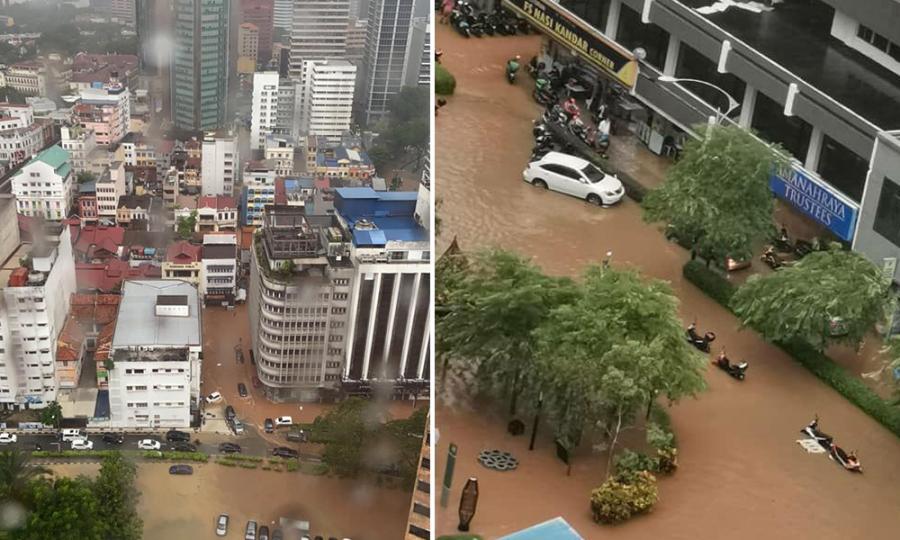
[0, 195, 19, 264]
[852, 132, 900, 282]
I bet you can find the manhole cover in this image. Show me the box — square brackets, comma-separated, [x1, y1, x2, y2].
[478, 449, 518, 471]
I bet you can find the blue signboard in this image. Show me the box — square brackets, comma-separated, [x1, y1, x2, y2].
[769, 165, 859, 241]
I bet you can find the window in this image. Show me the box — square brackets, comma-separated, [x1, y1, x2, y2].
[413, 502, 429, 517]
[874, 177, 900, 247]
[816, 135, 868, 203]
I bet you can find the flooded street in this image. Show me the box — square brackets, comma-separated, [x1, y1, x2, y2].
[435, 23, 900, 540]
[50, 462, 410, 540]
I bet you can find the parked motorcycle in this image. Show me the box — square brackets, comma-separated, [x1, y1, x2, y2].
[713, 351, 748, 381]
[830, 444, 863, 473]
[685, 322, 715, 353]
[761, 246, 785, 269]
[801, 417, 833, 450]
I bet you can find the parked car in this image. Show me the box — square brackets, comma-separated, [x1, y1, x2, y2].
[264, 418, 274, 433]
[523, 151, 625, 206]
[138, 439, 161, 450]
[225, 405, 236, 421]
[259, 525, 270, 540]
[61, 429, 83, 442]
[238, 383, 248, 397]
[231, 418, 245, 435]
[275, 416, 293, 427]
[165, 430, 191, 442]
[218, 442, 242, 454]
[0, 432, 17, 444]
[71, 439, 93, 450]
[272, 447, 299, 459]
[168, 464, 193, 475]
[286, 430, 307, 443]
[169, 442, 197, 453]
[245, 520, 258, 540]
[216, 513, 229, 536]
[206, 391, 222, 403]
[101, 433, 124, 445]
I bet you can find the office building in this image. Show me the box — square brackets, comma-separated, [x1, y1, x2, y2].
[61, 125, 99, 175]
[0, 214, 77, 410]
[346, 18, 368, 66]
[403, 17, 429, 88]
[249, 205, 355, 401]
[302, 60, 356, 142]
[238, 23, 260, 74]
[264, 134, 296, 175]
[288, 0, 350, 78]
[529, 0, 900, 285]
[0, 104, 47, 171]
[10, 146, 74, 221]
[73, 78, 131, 147]
[200, 233, 238, 303]
[251, 71, 280, 150]
[273, 0, 293, 31]
[241, 160, 278, 226]
[111, 0, 136, 26]
[201, 131, 239, 196]
[274, 78, 300, 140]
[170, 0, 230, 131]
[334, 188, 430, 394]
[106, 280, 202, 428]
[3, 62, 47, 97]
[96, 161, 128, 222]
[361, 0, 415, 124]
[241, 0, 275, 66]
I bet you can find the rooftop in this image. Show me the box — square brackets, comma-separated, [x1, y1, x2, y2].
[13, 145, 71, 178]
[165, 241, 201, 263]
[202, 243, 236, 260]
[315, 146, 373, 169]
[76, 259, 161, 292]
[333, 187, 427, 247]
[681, 0, 900, 130]
[112, 280, 201, 348]
[198, 195, 237, 210]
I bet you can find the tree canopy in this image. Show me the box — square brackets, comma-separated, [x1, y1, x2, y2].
[643, 124, 788, 263]
[368, 86, 429, 173]
[731, 245, 892, 349]
[39, 401, 62, 429]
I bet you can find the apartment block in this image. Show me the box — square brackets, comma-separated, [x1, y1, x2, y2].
[10, 145, 74, 221]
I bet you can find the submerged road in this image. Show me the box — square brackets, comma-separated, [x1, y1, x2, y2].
[434, 23, 900, 540]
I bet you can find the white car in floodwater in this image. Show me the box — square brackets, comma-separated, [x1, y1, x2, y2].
[71, 439, 93, 450]
[138, 439, 161, 450]
[523, 151, 625, 206]
[0, 432, 17, 444]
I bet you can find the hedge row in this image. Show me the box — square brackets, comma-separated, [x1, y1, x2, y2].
[682, 259, 900, 438]
[143, 451, 208, 462]
[32, 450, 120, 459]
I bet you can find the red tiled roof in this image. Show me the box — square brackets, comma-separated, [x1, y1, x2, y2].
[94, 321, 116, 361]
[74, 226, 125, 258]
[76, 259, 160, 292]
[198, 195, 236, 210]
[70, 293, 120, 325]
[165, 241, 201, 263]
[56, 316, 87, 362]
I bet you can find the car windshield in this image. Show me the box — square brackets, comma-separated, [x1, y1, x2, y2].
[581, 164, 606, 183]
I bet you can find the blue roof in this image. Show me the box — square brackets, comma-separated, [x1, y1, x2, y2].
[333, 188, 426, 246]
[352, 229, 387, 246]
[285, 177, 315, 190]
[498, 518, 583, 540]
[334, 187, 379, 199]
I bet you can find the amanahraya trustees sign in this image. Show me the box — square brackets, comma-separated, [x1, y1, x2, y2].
[769, 164, 860, 242]
[502, 0, 638, 89]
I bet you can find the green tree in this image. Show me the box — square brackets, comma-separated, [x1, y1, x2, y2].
[532, 267, 706, 472]
[643, 124, 788, 264]
[176, 210, 197, 240]
[436, 249, 577, 415]
[11, 477, 102, 540]
[731, 245, 891, 349]
[318, 398, 373, 477]
[381, 406, 428, 485]
[0, 449, 50, 506]
[94, 452, 142, 540]
[39, 401, 62, 429]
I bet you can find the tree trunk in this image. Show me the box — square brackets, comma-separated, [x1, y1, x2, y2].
[605, 408, 625, 479]
[645, 399, 653, 421]
[508, 368, 520, 417]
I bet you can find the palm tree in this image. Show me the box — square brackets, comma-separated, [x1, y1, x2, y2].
[0, 449, 51, 505]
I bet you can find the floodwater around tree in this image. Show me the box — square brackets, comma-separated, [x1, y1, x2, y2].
[434, 23, 900, 540]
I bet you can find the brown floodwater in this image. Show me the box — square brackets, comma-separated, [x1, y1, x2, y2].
[435, 23, 900, 540]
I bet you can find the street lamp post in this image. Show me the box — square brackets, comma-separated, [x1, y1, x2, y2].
[656, 76, 741, 126]
[528, 392, 543, 451]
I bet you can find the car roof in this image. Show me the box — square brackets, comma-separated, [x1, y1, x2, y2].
[538, 152, 591, 169]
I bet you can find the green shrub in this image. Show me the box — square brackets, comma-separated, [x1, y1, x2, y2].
[683, 259, 735, 306]
[144, 451, 208, 462]
[261, 465, 271, 471]
[646, 423, 675, 452]
[613, 450, 658, 482]
[219, 454, 263, 463]
[436, 64, 456, 95]
[286, 461, 300, 472]
[590, 471, 659, 525]
[683, 260, 900, 439]
[239, 462, 258, 469]
[217, 459, 237, 467]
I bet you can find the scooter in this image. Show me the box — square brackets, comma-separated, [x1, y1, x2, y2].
[761, 247, 784, 270]
[507, 69, 517, 84]
[685, 323, 715, 353]
[800, 417, 833, 451]
[830, 444, 863, 473]
[713, 352, 748, 381]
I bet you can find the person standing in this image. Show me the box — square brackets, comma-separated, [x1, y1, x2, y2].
[441, 0, 455, 24]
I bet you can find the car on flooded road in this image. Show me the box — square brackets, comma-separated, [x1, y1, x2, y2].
[523, 152, 625, 206]
[168, 464, 193, 475]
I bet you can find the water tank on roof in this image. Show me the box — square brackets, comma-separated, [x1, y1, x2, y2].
[27, 272, 44, 285]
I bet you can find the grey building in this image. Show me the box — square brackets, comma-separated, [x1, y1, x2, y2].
[403, 16, 429, 88]
[517, 0, 900, 283]
[170, 0, 231, 131]
[360, 0, 415, 124]
[248, 205, 356, 401]
[288, 0, 350, 78]
[273, 0, 294, 30]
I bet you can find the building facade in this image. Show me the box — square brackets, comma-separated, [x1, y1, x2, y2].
[273, 0, 294, 31]
[162, 241, 202, 286]
[238, 23, 260, 74]
[251, 71, 280, 150]
[61, 125, 99, 175]
[10, 145, 74, 221]
[361, 0, 415, 124]
[241, 0, 275, 66]
[403, 16, 429, 88]
[264, 134, 295, 175]
[0, 220, 77, 410]
[0, 104, 46, 172]
[200, 233, 238, 302]
[171, 0, 230, 131]
[313, 145, 375, 180]
[111, 0, 136, 25]
[4, 63, 47, 97]
[106, 280, 202, 428]
[303, 59, 356, 142]
[201, 131, 239, 196]
[288, 0, 350, 78]
[242, 160, 278, 226]
[73, 79, 131, 147]
[96, 162, 128, 222]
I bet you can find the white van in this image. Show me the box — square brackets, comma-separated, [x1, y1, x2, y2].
[61, 429, 84, 442]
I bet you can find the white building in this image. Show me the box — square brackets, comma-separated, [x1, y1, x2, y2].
[95, 161, 127, 222]
[60, 124, 98, 175]
[242, 161, 277, 226]
[175, 195, 239, 233]
[251, 72, 280, 151]
[10, 145, 74, 220]
[404, 17, 429, 88]
[200, 233, 238, 302]
[264, 134, 295, 176]
[273, 0, 294, 31]
[0, 104, 45, 172]
[74, 81, 131, 147]
[201, 131, 239, 196]
[302, 59, 356, 142]
[362, 0, 415, 124]
[288, 0, 350, 79]
[106, 280, 202, 428]
[0, 213, 77, 410]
